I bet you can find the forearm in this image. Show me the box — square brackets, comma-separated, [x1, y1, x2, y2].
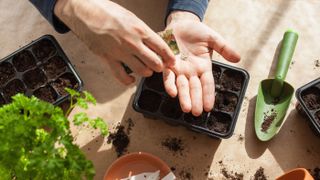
[54, 0, 127, 39]
[166, 11, 200, 26]
[166, 0, 209, 24]
[54, 0, 91, 33]
[53, 0, 74, 22]
[54, 0, 83, 34]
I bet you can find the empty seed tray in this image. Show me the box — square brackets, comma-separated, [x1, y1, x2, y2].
[0, 35, 83, 106]
[295, 78, 320, 136]
[133, 61, 250, 139]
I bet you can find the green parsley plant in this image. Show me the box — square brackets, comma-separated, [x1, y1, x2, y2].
[0, 89, 108, 180]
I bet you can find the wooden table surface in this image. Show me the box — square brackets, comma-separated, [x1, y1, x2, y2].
[1, 0, 319, 179]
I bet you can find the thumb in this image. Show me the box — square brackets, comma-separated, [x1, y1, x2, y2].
[207, 30, 241, 63]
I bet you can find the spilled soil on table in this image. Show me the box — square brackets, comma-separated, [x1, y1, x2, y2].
[161, 137, 185, 156]
[107, 118, 135, 157]
[218, 160, 244, 180]
[107, 126, 129, 157]
[253, 167, 267, 180]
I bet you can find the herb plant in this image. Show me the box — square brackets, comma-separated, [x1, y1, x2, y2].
[0, 88, 108, 180]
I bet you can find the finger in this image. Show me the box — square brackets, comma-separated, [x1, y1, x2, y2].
[124, 55, 153, 77]
[163, 68, 177, 97]
[143, 31, 176, 67]
[176, 75, 191, 113]
[200, 71, 215, 112]
[207, 31, 241, 63]
[189, 76, 203, 116]
[108, 60, 135, 85]
[135, 43, 164, 72]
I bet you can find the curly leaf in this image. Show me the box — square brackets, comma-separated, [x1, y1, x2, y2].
[83, 91, 96, 105]
[73, 113, 89, 126]
[65, 88, 80, 97]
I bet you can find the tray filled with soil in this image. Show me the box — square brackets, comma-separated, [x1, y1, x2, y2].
[295, 78, 320, 136]
[0, 35, 83, 106]
[133, 61, 250, 139]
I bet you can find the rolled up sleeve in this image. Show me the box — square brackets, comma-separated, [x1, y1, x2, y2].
[29, 0, 69, 33]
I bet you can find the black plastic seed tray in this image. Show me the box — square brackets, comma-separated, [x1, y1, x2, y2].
[133, 61, 250, 139]
[295, 78, 320, 136]
[0, 35, 83, 106]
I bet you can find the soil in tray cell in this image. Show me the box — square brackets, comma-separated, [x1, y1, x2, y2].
[302, 87, 320, 110]
[206, 112, 231, 134]
[144, 72, 165, 92]
[0, 62, 15, 85]
[43, 56, 67, 79]
[3, 79, 26, 100]
[0, 95, 6, 106]
[221, 70, 244, 92]
[214, 91, 238, 112]
[160, 97, 182, 119]
[212, 66, 221, 84]
[52, 73, 79, 96]
[137, 90, 162, 113]
[23, 68, 47, 89]
[33, 85, 58, 103]
[12, 50, 36, 72]
[32, 39, 56, 60]
[183, 113, 207, 127]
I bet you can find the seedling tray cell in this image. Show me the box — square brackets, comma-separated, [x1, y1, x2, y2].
[133, 61, 250, 139]
[0, 35, 83, 106]
[296, 78, 320, 136]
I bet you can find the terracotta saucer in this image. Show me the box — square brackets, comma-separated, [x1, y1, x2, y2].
[104, 152, 171, 180]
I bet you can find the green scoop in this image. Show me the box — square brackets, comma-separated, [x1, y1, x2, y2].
[255, 30, 298, 141]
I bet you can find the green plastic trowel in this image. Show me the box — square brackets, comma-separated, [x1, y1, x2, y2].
[255, 30, 298, 141]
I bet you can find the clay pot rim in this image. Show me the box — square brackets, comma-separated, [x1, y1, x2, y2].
[104, 151, 171, 180]
[276, 168, 314, 180]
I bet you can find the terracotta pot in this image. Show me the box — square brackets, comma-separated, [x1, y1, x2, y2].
[104, 152, 171, 180]
[276, 168, 314, 180]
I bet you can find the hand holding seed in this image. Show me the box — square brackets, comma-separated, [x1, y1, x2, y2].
[162, 11, 241, 116]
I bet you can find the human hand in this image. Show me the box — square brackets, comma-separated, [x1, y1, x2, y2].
[163, 11, 241, 116]
[54, 0, 175, 84]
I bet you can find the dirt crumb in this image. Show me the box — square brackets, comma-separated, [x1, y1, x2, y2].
[126, 118, 135, 135]
[221, 167, 244, 180]
[218, 160, 243, 180]
[161, 137, 184, 156]
[272, 97, 280, 104]
[179, 170, 193, 180]
[253, 167, 267, 180]
[238, 134, 244, 142]
[309, 167, 320, 180]
[315, 60, 320, 67]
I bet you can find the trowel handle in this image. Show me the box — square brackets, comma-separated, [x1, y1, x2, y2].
[271, 30, 298, 97]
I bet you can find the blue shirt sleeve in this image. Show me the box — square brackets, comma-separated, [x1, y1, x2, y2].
[29, 0, 70, 33]
[166, 0, 209, 22]
[30, 0, 208, 33]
